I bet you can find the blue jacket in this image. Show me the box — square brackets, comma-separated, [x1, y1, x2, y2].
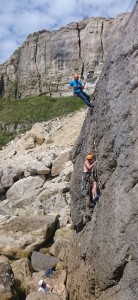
[68, 79, 83, 93]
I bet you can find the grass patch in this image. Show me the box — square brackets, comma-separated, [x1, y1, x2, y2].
[0, 95, 86, 123]
[0, 95, 86, 148]
[0, 132, 16, 149]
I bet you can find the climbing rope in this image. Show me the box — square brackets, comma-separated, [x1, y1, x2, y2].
[93, 140, 98, 180]
[125, 0, 135, 12]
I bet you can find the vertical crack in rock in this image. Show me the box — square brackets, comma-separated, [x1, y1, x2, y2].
[0, 75, 4, 96]
[44, 42, 47, 75]
[100, 21, 104, 60]
[34, 37, 41, 94]
[14, 48, 21, 99]
[81, 62, 84, 79]
[77, 23, 81, 58]
[15, 84, 18, 99]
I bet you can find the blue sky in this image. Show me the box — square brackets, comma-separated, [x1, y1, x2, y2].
[0, 0, 136, 64]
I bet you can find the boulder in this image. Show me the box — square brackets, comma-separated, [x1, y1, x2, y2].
[26, 292, 59, 300]
[38, 182, 69, 215]
[11, 188, 44, 211]
[0, 209, 10, 223]
[26, 160, 50, 175]
[0, 255, 9, 264]
[51, 149, 71, 176]
[30, 124, 45, 145]
[6, 175, 45, 203]
[11, 258, 33, 296]
[40, 181, 69, 199]
[31, 251, 59, 272]
[40, 152, 56, 168]
[58, 205, 71, 227]
[0, 214, 58, 258]
[39, 193, 67, 215]
[61, 161, 73, 182]
[1, 154, 51, 176]
[23, 136, 35, 150]
[1, 166, 24, 188]
[49, 239, 69, 261]
[54, 228, 73, 242]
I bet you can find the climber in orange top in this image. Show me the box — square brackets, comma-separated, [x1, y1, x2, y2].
[83, 154, 98, 200]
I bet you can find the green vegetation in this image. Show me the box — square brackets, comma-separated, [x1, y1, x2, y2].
[0, 95, 86, 148]
[0, 132, 16, 149]
[0, 95, 85, 123]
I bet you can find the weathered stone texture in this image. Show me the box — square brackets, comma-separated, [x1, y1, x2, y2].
[0, 261, 14, 300]
[67, 2, 138, 300]
[0, 215, 59, 258]
[0, 14, 129, 99]
[31, 251, 59, 272]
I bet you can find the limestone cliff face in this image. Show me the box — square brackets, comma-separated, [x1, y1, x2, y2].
[67, 2, 138, 300]
[0, 14, 129, 99]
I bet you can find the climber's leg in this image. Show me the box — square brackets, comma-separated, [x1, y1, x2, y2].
[75, 92, 93, 108]
[92, 180, 97, 200]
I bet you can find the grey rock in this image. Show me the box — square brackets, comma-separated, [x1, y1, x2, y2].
[6, 175, 45, 203]
[41, 193, 67, 215]
[0, 261, 14, 300]
[51, 149, 71, 177]
[67, 2, 138, 300]
[39, 181, 69, 201]
[26, 160, 50, 175]
[26, 292, 59, 300]
[0, 209, 10, 223]
[58, 205, 71, 227]
[31, 251, 59, 272]
[1, 166, 24, 188]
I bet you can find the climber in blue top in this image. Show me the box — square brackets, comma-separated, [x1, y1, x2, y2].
[68, 73, 93, 108]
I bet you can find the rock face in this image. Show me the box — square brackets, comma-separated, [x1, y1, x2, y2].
[0, 14, 129, 99]
[67, 2, 138, 300]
